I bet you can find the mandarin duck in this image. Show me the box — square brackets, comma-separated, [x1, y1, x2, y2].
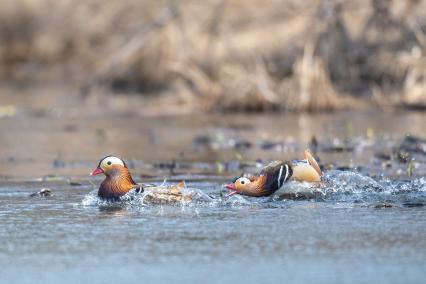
[90, 155, 192, 203]
[225, 150, 322, 197]
[90, 156, 143, 200]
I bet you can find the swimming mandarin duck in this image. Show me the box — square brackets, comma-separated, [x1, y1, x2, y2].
[225, 150, 322, 197]
[90, 156, 143, 200]
[90, 155, 193, 203]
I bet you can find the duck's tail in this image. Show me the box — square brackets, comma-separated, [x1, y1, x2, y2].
[304, 149, 322, 176]
[290, 149, 322, 182]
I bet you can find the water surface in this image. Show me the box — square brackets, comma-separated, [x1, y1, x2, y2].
[0, 110, 425, 283]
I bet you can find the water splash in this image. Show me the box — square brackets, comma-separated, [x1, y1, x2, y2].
[81, 185, 216, 208]
[80, 172, 426, 208]
[320, 171, 426, 205]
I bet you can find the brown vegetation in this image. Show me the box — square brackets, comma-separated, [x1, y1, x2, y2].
[1, 0, 426, 112]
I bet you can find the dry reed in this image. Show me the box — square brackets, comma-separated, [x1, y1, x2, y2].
[1, 0, 426, 112]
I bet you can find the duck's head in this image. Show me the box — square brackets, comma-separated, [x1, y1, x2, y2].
[90, 155, 128, 177]
[225, 176, 251, 194]
[225, 175, 267, 197]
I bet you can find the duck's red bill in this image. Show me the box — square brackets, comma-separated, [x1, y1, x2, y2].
[225, 183, 238, 198]
[225, 183, 236, 190]
[90, 167, 103, 176]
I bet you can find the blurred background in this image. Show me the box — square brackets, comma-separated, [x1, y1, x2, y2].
[0, 0, 426, 177]
[1, 0, 426, 110]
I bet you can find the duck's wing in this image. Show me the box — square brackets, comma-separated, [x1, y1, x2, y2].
[131, 184, 147, 193]
[131, 182, 162, 193]
[291, 156, 321, 182]
[260, 161, 293, 191]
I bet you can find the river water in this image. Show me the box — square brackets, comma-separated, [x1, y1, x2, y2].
[0, 109, 425, 283]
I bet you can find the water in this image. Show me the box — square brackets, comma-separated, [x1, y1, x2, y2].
[0, 110, 426, 283]
[1, 172, 425, 284]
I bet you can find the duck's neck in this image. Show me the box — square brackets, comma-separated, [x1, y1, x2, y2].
[98, 168, 136, 199]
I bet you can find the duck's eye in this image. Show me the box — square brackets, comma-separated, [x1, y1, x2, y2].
[107, 161, 112, 165]
[237, 177, 251, 185]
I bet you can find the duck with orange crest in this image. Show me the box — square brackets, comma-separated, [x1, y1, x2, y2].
[225, 150, 322, 198]
[90, 155, 192, 203]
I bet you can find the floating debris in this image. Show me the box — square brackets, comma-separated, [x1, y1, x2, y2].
[395, 149, 411, 163]
[374, 152, 392, 161]
[306, 136, 355, 153]
[374, 202, 393, 208]
[52, 159, 66, 168]
[232, 140, 252, 150]
[153, 161, 177, 174]
[193, 135, 211, 150]
[29, 188, 52, 197]
[259, 140, 283, 151]
[321, 138, 355, 152]
[68, 181, 82, 186]
[399, 135, 426, 155]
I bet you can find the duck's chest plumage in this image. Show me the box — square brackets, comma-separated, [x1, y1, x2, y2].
[98, 173, 136, 199]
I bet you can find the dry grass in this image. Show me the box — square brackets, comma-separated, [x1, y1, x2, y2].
[1, 0, 426, 112]
[403, 49, 426, 109]
[281, 43, 354, 111]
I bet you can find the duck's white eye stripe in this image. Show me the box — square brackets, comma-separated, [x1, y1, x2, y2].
[102, 156, 124, 167]
[239, 177, 251, 185]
